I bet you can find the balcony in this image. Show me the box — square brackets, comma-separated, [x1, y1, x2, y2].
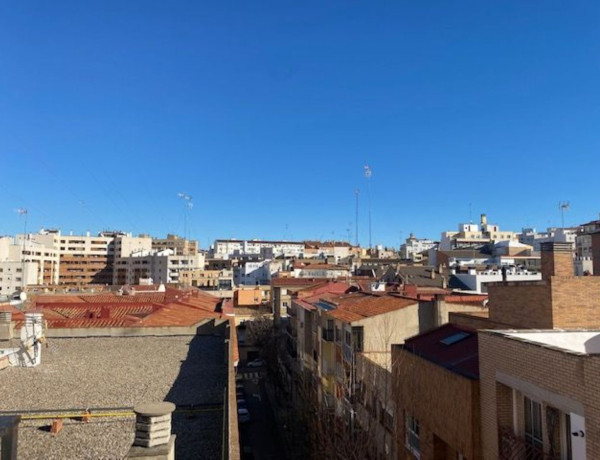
[498, 426, 555, 460]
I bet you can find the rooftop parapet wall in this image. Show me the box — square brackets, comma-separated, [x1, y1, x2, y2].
[487, 282, 553, 329]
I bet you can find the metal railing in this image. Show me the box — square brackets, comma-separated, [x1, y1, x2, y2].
[498, 426, 556, 460]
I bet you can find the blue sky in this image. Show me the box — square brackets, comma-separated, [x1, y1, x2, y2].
[1, 1, 599, 248]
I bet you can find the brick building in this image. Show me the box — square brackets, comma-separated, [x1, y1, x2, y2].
[393, 324, 481, 460]
[479, 330, 595, 459]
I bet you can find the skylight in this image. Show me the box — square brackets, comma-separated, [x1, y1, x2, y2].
[440, 331, 470, 346]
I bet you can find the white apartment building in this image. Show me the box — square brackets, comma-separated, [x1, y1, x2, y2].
[234, 259, 283, 286]
[27, 230, 152, 286]
[113, 249, 204, 285]
[400, 234, 436, 261]
[0, 236, 60, 295]
[212, 239, 305, 259]
[439, 214, 519, 251]
[518, 227, 578, 252]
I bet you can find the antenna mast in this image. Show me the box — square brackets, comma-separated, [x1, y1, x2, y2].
[364, 165, 373, 251]
[354, 189, 360, 246]
[558, 201, 570, 228]
[177, 193, 193, 240]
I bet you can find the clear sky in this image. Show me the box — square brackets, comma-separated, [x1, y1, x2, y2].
[1, 1, 599, 248]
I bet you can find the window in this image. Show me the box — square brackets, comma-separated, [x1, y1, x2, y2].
[524, 396, 543, 457]
[405, 412, 420, 458]
[352, 326, 364, 352]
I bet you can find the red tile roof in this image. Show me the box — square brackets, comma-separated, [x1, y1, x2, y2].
[27, 287, 221, 329]
[326, 293, 417, 322]
[403, 323, 479, 379]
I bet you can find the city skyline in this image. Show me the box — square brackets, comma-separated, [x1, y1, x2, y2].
[2, 1, 600, 246]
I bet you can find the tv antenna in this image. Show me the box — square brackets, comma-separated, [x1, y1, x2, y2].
[364, 164, 372, 250]
[558, 201, 570, 228]
[177, 193, 193, 239]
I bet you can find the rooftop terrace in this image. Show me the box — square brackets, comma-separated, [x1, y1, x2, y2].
[0, 334, 227, 459]
[500, 330, 600, 355]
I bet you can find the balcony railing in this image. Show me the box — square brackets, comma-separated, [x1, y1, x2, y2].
[498, 426, 556, 460]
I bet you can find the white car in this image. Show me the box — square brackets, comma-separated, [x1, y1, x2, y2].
[247, 359, 265, 368]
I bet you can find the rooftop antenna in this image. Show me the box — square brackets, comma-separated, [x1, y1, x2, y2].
[16, 208, 28, 236]
[558, 201, 570, 228]
[16, 208, 28, 290]
[177, 193, 193, 240]
[364, 164, 373, 251]
[469, 202, 473, 224]
[354, 189, 360, 246]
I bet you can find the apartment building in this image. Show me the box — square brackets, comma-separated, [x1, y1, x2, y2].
[400, 234, 436, 262]
[180, 268, 233, 291]
[271, 277, 331, 322]
[393, 240, 600, 460]
[292, 262, 350, 279]
[24, 230, 153, 288]
[303, 241, 353, 261]
[288, 287, 428, 459]
[0, 236, 60, 295]
[519, 226, 579, 252]
[393, 324, 481, 460]
[152, 234, 198, 256]
[439, 214, 519, 251]
[234, 259, 281, 286]
[575, 219, 600, 275]
[113, 249, 204, 285]
[479, 329, 594, 459]
[212, 239, 305, 259]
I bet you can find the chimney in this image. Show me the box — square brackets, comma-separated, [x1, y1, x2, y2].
[127, 402, 176, 459]
[541, 242, 574, 279]
[430, 269, 436, 280]
[481, 213, 487, 227]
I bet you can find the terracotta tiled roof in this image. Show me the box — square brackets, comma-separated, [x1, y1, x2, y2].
[138, 302, 219, 326]
[27, 287, 221, 329]
[80, 293, 167, 303]
[326, 293, 417, 322]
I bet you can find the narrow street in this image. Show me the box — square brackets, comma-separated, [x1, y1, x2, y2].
[238, 367, 286, 460]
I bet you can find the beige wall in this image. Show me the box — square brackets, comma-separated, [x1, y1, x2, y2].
[354, 303, 421, 354]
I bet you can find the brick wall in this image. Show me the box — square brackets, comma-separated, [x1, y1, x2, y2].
[550, 277, 600, 328]
[479, 331, 600, 459]
[487, 282, 553, 329]
[540, 243, 574, 278]
[448, 312, 513, 330]
[392, 345, 480, 459]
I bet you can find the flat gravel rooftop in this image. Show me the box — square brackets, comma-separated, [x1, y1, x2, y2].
[0, 335, 227, 459]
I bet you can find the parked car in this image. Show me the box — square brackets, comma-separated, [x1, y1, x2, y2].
[247, 358, 265, 368]
[238, 407, 251, 423]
